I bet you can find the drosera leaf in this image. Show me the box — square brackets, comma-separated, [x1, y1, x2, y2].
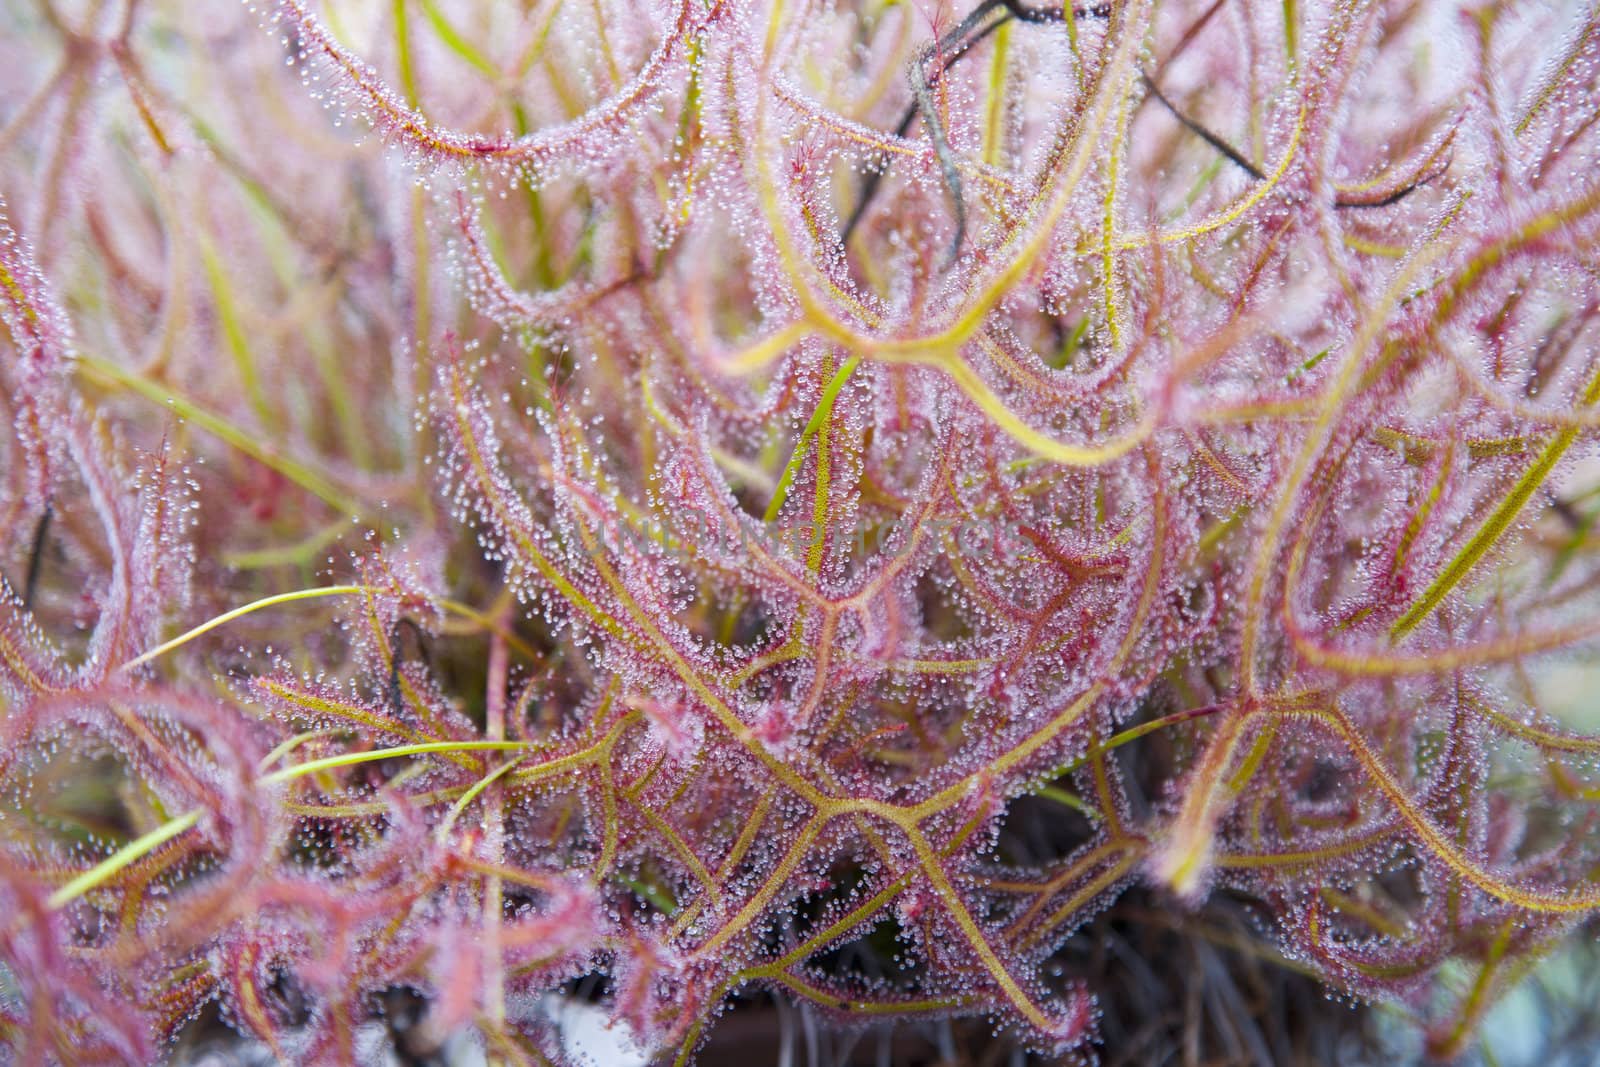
[9, 0, 1600, 1060]
[264, 0, 707, 176]
[1391, 362, 1600, 641]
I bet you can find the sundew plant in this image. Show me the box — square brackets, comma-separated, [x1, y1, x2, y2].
[2, 0, 1600, 1062]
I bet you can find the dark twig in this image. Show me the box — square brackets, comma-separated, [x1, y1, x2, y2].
[1548, 491, 1584, 533]
[841, 0, 1008, 249]
[1140, 73, 1265, 180]
[1005, 0, 1113, 24]
[23, 502, 52, 610]
[1334, 182, 1435, 210]
[1140, 71, 1439, 210]
[386, 617, 433, 718]
[841, 1, 1113, 254]
[910, 47, 970, 267]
